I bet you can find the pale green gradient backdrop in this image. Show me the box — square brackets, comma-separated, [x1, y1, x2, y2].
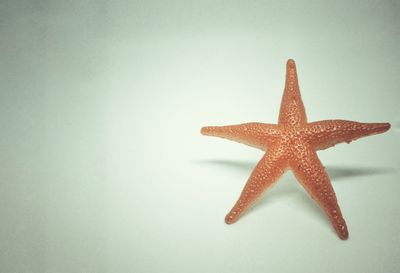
[0, 1, 399, 272]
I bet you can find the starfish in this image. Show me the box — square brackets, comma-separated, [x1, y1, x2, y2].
[201, 59, 390, 240]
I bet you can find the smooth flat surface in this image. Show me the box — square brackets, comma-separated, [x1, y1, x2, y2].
[0, 1, 399, 272]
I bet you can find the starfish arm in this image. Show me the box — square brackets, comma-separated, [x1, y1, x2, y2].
[305, 120, 391, 150]
[278, 59, 308, 127]
[225, 145, 287, 224]
[201, 123, 280, 150]
[290, 146, 348, 240]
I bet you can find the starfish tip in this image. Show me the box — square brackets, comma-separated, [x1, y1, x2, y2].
[339, 231, 349, 240]
[200, 127, 209, 135]
[225, 214, 236, 225]
[287, 59, 296, 67]
[373, 122, 391, 134]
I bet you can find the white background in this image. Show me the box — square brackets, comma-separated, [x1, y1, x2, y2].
[0, 1, 399, 272]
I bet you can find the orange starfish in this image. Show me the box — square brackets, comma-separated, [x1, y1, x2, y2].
[201, 59, 390, 240]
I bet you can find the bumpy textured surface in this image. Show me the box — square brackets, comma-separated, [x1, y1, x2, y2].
[201, 59, 390, 240]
